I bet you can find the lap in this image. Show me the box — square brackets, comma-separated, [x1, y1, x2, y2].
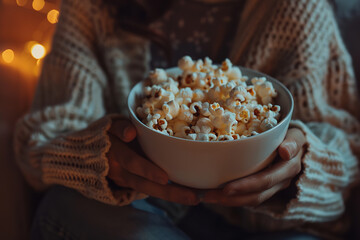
[31, 186, 320, 240]
[31, 185, 189, 240]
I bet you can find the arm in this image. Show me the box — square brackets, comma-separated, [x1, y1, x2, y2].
[203, 0, 360, 223]
[14, 0, 199, 206]
[271, 0, 360, 221]
[13, 0, 137, 205]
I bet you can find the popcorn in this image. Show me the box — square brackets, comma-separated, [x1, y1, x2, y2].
[177, 104, 193, 123]
[251, 77, 277, 105]
[192, 89, 206, 102]
[231, 134, 240, 140]
[218, 135, 234, 141]
[181, 73, 197, 87]
[230, 86, 251, 102]
[149, 68, 168, 84]
[162, 77, 179, 95]
[146, 118, 167, 132]
[165, 127, 174, 136]
[207, 86, 223, 102]
[181, 72, 207, 89]
[235, 106, 250, 123]
[137, 56, 280, 141]
[200, 102, 211, 117]
[209, 104, 237, 133]
[197, 133, 217, 141]
[221, 59, 232, 72]
[260, 117, 278, 131]
[178, 56, 194, 71]
[189, 102, 202, 117]
[227, 66, 242, 80]
[173, 120, 191, 138]
[204, 72, 215, 89]
[176, 87, 193, 105]
[194, 117, 213, 133]
[149, 86, 175, 108]
[162, 100, 180, 120]
[221, 81, 237, 97]
[234, 122, 247, 135]
[192, 59, 204, 72]
[247, 119, 261, 133]
[204, 57, 213, 69]
[212, 76, 228, 87]
[215, 68, 224, 78]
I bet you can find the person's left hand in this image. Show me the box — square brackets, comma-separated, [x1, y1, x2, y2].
[202, 128, 306, 207]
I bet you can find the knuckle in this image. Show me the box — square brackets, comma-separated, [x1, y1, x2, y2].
[264, 175, 275, 189]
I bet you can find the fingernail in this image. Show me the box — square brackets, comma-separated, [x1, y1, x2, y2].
[122, 126, 131, 139]
[283, 142, 297, 159]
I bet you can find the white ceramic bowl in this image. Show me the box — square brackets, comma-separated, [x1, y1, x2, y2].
[128, 67, 294, 189]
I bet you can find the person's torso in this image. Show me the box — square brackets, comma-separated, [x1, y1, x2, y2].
[149, 0, 245, 69]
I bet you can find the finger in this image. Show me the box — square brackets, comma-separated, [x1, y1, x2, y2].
[113, 170, 199, 205]
[278, 128, 306, 160]
[109, 119, 137, 143]
[204, 179, 291, 207]
[108, 136, 168, 185]
[223, 147, 303, 195]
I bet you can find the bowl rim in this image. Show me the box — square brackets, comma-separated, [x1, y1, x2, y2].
[127, 66, 294, 144]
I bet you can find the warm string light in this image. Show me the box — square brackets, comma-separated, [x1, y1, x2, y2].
[1, 0, 59, 76]
[16, 0, 28, 7]
[32, 0, 45, 11]
[2, 49, 15, 63]
[31, 43, 46, 59]
[47, 9, 59, 24]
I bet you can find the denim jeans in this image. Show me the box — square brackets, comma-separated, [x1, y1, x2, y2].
[31, 186, 320, 240]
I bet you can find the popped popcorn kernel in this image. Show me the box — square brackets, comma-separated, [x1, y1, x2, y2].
[137, 57, 280, 141]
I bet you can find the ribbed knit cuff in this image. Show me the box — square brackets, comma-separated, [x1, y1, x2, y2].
[41, 114, 144, 206]
[254, 120, 355, 222]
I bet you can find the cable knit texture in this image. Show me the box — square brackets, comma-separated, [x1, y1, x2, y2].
[13, 0, 360, 237]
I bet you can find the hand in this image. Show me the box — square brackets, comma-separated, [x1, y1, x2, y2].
[107, 118, 199, 205]
[202, 128, 306, 207]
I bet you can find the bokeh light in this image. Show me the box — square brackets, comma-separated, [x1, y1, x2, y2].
[32, 0, 45, 11]
[16, 0, 28, 7]
[47, 9, 59, 24]
[2, 49, 15, 63]
[25, 41, 37, 53]
[31, 44, 46, 59]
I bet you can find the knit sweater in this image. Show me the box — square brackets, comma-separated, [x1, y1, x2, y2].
[13, 0, 360, 238]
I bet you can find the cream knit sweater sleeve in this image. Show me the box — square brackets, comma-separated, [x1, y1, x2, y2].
[241, 0, 360, 223]
[13, 0, 140, 205]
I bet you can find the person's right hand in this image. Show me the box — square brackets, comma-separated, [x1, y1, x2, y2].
[107, 118, 199, 205]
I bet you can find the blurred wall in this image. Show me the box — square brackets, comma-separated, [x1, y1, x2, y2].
[0, 1, 60, 239]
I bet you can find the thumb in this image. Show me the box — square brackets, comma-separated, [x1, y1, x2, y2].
[278, 128, 306, 160]
[109, 119, 137, 143]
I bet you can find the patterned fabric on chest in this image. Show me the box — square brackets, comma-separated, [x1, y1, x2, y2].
[149, 0, 244, 68]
